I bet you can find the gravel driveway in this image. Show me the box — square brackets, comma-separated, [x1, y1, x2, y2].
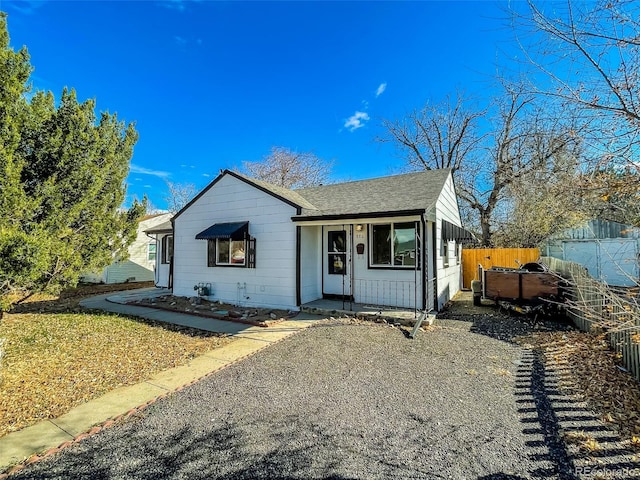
[7, 306, 633, 479]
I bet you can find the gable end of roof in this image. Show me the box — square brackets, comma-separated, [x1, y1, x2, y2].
[172, 169, 315, 221]
[224, 170, 316, 212]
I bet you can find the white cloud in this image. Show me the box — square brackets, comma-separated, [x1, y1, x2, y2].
[344, 111, 370, 132]
[5, 1, 46, 15]
[376, 82, 387, 97]
[157, 0, 202, 12]
[174, 36, 188, 46]
[157, 0, 186, 12]
[202, 173, 210, 177]
[130, 164, 171, 179]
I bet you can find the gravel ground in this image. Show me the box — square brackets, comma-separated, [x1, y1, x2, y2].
[7, 298, 639, 479]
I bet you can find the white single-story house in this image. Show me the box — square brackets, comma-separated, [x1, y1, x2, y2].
[545, 219, 640, 286]
[81, 213, 173, 284]
[146, 169, 471, 312]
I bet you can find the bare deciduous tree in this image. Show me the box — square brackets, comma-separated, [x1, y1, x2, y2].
[513, 0, 640, 169]
[241, 146, 333, 189]
[522, 0, 640, 122]
[164, 181, 196, 213]
[380, 92, 485, 172]
[508, 0, 640, 234]
[492, 149, 586, 247]
[576, 168, 640, 226]
[381, 85, 581, 246]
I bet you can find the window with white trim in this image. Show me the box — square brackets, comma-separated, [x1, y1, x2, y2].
[442, 241, 449, 267]
[370, 222, 417, 268]
[147, 242, 156, 261]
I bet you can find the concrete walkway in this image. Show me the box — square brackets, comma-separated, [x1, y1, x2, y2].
[0, 288, 324, 473]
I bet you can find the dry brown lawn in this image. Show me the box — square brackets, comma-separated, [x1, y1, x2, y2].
[0, 283, 232, 437]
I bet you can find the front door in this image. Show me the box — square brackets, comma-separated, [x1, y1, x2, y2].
[323, 226, 352, 298]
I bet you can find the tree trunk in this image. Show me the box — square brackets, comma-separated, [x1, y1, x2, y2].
[480, 212, 493, 247]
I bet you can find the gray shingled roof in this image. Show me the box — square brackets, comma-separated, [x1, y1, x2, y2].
[174, 169, 452, 221]
[294, 169, 451, 219]
[144, 220, 173, 234]
[230, 171, 318, 211]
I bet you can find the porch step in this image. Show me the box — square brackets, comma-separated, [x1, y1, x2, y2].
[300, 304, 424, 327]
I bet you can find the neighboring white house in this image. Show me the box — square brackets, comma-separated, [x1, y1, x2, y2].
[81, 213, 173, 284]
[149, 169, 470, 311]
[545, 219, 640, 287]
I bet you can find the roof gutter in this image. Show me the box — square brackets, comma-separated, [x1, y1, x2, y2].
[291, 208, 426, 223]
[144, 229, 173, 235]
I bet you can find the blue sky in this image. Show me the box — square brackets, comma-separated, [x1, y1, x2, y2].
[3, 0, 524, 211]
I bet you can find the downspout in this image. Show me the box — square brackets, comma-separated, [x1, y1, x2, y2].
[349, 223, 354, 311]
[341, 223, 346, 310]
[414, 220, 418, 317]
[420, 217, 427, 312]
[432, 221, 438, 311]
[321, 225, 325, 297]
[296, 226, 301, 307]
[413, 219, 427, 316]
[169, 217, 175, 291]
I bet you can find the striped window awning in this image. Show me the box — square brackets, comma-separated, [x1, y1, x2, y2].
[442, 220, 475, 244]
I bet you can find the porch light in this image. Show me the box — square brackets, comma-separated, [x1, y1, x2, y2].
[355, 224, 363, 231]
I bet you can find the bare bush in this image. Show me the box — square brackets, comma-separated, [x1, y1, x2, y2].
[542, 256, 640, 381]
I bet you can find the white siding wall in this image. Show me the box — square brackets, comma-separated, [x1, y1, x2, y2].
[103, 260, 154, 284]
[300, 225, 322, 304]
[173, 175, 299, 310]
[352, 218, 424, 309]
[434, 173, 463, 310]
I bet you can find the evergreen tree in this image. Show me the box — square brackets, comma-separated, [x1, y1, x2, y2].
[0, 13, 145, 314]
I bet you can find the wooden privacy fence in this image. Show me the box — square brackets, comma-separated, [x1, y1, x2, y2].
[541, 256, 640, 383]
[461, 248, 540, 289]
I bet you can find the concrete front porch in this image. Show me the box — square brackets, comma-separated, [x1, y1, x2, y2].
[300, 298, 431, 326]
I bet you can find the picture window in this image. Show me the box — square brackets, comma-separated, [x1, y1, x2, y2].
[370, 222, 417, 268]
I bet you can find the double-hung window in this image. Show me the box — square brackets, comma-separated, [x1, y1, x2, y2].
[370, 222, 417, 268]
[147, 242, 156, 261]
[442, 241, 449, 267]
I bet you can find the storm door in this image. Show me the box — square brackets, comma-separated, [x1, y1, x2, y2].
[322, 226, 352, 298]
